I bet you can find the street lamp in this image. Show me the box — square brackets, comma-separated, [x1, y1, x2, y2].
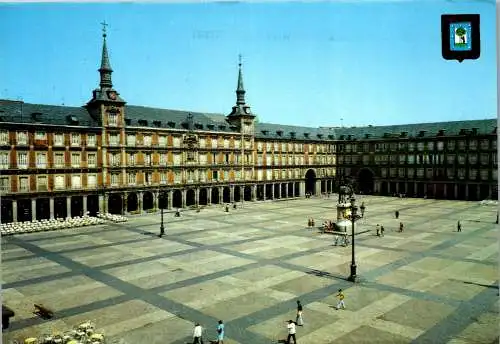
[347, 196, 362, 282]
[159, 193, 166, 237]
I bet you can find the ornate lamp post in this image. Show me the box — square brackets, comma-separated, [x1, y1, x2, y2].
[159, 193, 166, 237]
[347, 196, 362, 282]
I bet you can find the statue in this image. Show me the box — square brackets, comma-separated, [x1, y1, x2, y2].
[338, 184, 354, 204]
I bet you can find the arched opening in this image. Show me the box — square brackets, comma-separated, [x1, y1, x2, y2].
[321, 180, 326, 193]
[244, 186, 252, 201]
[416, 183, 425, 198]
[380, 182, 388, 196]
[281, 183, 287, 198]
[158, 192, 168, 209]
[36, 198, 50, 220]
[327, 179, 333, 193]
[87, 195, 99, 216]
[294, 182, 300, 197]
[457, 184, 466, 200]
[390, 182, 397, 196]
[173, 190, 183, 208]
[108, 194, 123, 214]
[479, 184, 490, 200]
[199, 188, 208, 205]
[398, 182, 406, 195]
[407, 183, 415, 197]
[54, 197, 67, 218]
[435, 184, 445, 199]
[71, 196, 84, 217]
[426, 184, 434, 199]
[234, 186, 241, 202]
[127, 193, 138, 212]
[468, 185, 478, 201]
[211, 187, 219, 204]
[186, 189, 196, 206]
[17, 199, 31, 222]
[257, 185, 264, 200]
[274, 184, 281, 199]
[223, 187, 230, 203]
[288, 182, 294, 197]
[265, 184, 273, 199]
[305, 169, 316, 195]
[143, 191, 154, 210]
[358, 169, 375, 195]
[1, 200, 13, 224]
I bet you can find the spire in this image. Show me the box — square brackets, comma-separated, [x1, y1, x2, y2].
[236, 54, 246, 105]
[98, 21, 113, 88]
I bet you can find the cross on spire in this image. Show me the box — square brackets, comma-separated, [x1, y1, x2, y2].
[238, 54, 242, 68]
[101, 21, 108, 37]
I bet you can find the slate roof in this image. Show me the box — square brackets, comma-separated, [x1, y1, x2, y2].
[0, 99, 496, 140]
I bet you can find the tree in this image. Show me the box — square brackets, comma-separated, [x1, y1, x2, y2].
[455, 27, 466, 44]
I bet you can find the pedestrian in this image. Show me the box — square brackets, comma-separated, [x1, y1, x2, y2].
[376, 224, 380, 236]
[399, 222, 404, 232]
[395, 210, 399, 219]
[333, 235, 339, 246]
[336, 289, 346, 310]
[296, 300, 304, 326]
[216, 320, 224, 344]
[380, 225, 385, 237]
[457, 221, 462, 232]
[193, 323, 203, 344]
[285, 320, 297, 344]
[311, 218, 315, 227]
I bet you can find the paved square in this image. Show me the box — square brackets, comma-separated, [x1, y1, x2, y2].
[2, 196, 499, 344]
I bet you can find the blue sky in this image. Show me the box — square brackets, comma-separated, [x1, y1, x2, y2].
[0, 1, 496, 127]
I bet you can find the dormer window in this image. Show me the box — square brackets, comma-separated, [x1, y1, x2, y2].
[290, 132, 296, 139]
[195, 123, 203, 130]
[493, 127, 497, 134]
[471, 128, 478, 135]
[276, 130, 283, 137]
[181, 122, 189, 130]
[125, 118, 132, 125]
[383, 133, 391, 138]
[67, 115, 79, 125]
[339, 135, 345, 140]
[419, 130, 427, 137]
[400, 132, 408, 138]
[317, 134, 323, 139]
[459, 129, 467, 135]
[153, 120, 162, 127]
[347, 135, 352, 140]
[303, 133, 310, 139]
[138, 119, 148, 126]
[261, 130, 269, 135]
[218, 125, 226, 130]
[229, 125, 238, 131]
[328, 134, 334, 140]
[207, 124, 215, 130]
[167, 121, 176, 128]
[31, 112, 43, 122]
[365, 134, 371, 139]
[437, 129, 445, 136]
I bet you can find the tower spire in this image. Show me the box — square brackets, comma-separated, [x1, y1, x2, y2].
[236, 54, 246, 105]
[99, 21, 113, 88]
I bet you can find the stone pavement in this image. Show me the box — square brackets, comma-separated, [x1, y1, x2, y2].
[2, 196, 499, 344]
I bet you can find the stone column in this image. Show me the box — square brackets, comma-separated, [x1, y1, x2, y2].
[31, 199, 37, 221]
[207, 187, 212, 204]
[219, 186, 223, 204]
[195, 188, 200, 206]
[101, 194, 107, 214]
[454, 184, 458, 199]
[123, 192, 128, 214]
[443, 184, 448, 198]
[154, 191, 159, 210]
[395, 182, 400, 194]
[433, 184, 437, 198]
[66, 196, 71, 218]
[271, 184, 275, 199]
[277, 184, 282, 198]
[285, 183, 289, 198]
[83, 195, 87, 216]
[182, 189, 187, 208]
[476, 185, 481, 200]
[138, 192, 143, 214]
[387, 182, 392, 195]
[465, 184, 469, 200]
[489, 185, 493, 199]
[263, 185, 266, 200]
[251, 184, 257, 201]
[300, 181, 305, 196]
[316, 180, 321, 196]
[49, 197, 55, 220]
[12, 200, 17, 222]
[292, 183, 296, 197]
[405, 182, 408, 195]
[230, 185, 235, 203]
[168, 190, 173, 210]
[240, 186, 245, 203]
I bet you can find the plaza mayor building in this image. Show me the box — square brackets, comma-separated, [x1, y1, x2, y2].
[0, 31, 497, 223]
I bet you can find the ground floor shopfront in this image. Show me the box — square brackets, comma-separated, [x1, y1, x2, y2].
[0, 175, 336, 223]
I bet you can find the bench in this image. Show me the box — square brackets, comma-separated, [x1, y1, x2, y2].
[34, 303, 54, 319]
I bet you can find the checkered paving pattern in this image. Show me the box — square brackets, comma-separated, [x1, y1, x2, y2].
[2, 196, 498, 344]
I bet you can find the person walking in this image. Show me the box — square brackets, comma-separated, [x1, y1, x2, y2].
[380, 225, 385, 237]
[285, 320, 297, 344]
[457, 221, 462, 232]
[193, 323, 203, 344]
[216, 320, 224, 344]
[296, 301, 304, 326]
[399, 222, 404, 232]
[395, 210, 399, 219]
[336, 289, 346, 310]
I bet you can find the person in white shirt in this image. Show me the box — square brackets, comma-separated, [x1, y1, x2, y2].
[285, 320, 297, 344]
[193, 323, 203, 344]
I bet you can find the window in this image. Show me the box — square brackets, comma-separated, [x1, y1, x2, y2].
[0, 151, 8, 169]
[35, 131, 46, 140]
[55, 153, 65, 168]
[111, 173, 120, 186]
[407, 155, 415, 164]
[234, 139, 240, 149]
[437, 142, 444, 151]
[160, 153, 168, 166]
[469, 140, 477, 150]
[427, 142, 434, 151]
[447, 168, 455, 179]
[54, 133, 64, 146]
[87, 134, 96, 147]
[458, 140, 466, 150]
[17, 152, 28, 169]
[480, 140, 489, 150]
[160, 172, 167, 184]
[480, 153, 489, 165]
[398, 168, 405, 177]
[174, 171, 182, 183]
[128, 153, 135, 166]
[390, 168, 397, 177]
[87, 153, 97, 167]
[37, 175, 48, 191]
[408, 142, 415, 152]
[426, 168, 433, 178]
[36, 152, 47, 168]
[469, 169, 477, 180]
[199, 170, 206, 182]
[173, 136, 181, 147]
[407, 168, 415, 178]
[224, 170, 229, 181]
[493, 170, 498, 180]
[447, 140, 456, 150]
[468, 154, 477, 164]
[257, 142, 263, 151]
[446, 155, 455, 164]
[0, 130, 8, 145]
[0, 177, 9, 192]
[458, 169, 466, 179]
[127, 134, 136, 146]
[17, 131, 28, 145]
[109, 133, 119, 146]
[71, 134, 81, 146]
[19, 176, 29, 192]
[173, 153, 181, 165]
[199, 153, 207, 165]
[480, 170, 489, 181]
[54, 175, 65, 189]
[187, 170, 195, 183]
[87, 174, 97, 187]
[71, 153, 81, 167]
[381, 168, 387, 178]
[143, 135, 152, 146]
[110, 153, 120, 166]
[224, 139, 230, 149]
[458, 154, 466, 164]
[108, 113, 118, 126]
[128, 173, 136, 185]
[417, 168, 424, 178]
[145, 172, 153, 185]
[212, 170, 218, 181]
[145, 153, 151, 166]
[71, 175, 81, 189]
[417, 142, 424, 151]
[159, 135, 166, 147]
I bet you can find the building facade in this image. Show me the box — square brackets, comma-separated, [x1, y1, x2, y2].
[0, 31, 496, 223]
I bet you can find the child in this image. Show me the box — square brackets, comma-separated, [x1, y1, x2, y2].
[336, 289, 346, 310]
[285, 320, 297, 344]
